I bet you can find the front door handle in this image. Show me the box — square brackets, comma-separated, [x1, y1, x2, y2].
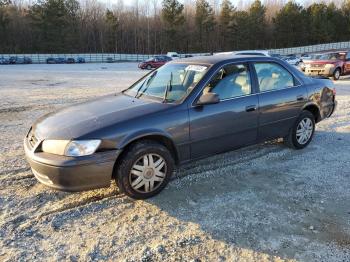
[296, 95, 305, 101]
[246, 105, 257, 112]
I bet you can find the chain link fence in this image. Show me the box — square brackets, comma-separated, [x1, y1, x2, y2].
[1, 41, 350, 64]
[270, 41, 350, 55]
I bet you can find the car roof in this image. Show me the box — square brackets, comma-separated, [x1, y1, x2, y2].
[170, 54, 308, 83]
[170, 54, 280, 66]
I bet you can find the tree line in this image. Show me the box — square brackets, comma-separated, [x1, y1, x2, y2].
[1, 0, 350, 54]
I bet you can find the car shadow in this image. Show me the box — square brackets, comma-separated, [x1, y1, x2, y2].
[146, 130, 350, 260]
[338, 75, 350, 81]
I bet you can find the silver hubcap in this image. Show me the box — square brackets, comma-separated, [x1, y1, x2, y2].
[129, 154, 167, 193]
[296, 118, 313, 145]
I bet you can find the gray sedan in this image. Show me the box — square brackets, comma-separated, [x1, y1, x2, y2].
[24, 55, 337, 199]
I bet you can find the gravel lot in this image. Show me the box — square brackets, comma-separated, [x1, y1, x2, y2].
[0, 63, 349, 261]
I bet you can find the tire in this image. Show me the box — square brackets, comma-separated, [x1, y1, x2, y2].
[284, 110, 315, 150]
[333, 68, 341, 81]
[146, 64, 152, 70]
[115, 140, 174, 199]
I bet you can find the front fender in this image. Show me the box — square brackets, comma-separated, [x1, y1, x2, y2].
[117, 128, 174, 149]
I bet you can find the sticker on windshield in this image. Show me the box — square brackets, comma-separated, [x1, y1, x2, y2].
[185, 65, 207, 72]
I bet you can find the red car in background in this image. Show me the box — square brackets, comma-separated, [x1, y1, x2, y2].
[138, 55, 172, 70]
[304, 51, 350, 80]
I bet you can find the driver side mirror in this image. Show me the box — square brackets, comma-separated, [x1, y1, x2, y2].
[196, 92, 220, 106]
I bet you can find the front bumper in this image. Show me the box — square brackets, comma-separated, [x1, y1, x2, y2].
[304, 67, 334, 77]
[24, 139, 121, 191]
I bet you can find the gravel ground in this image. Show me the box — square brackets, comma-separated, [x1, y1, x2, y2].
[0, 63, 349, 262]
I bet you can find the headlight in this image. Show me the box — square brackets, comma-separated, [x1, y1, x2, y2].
[42, 140, 101, 157]
[65, 140, 101, 156]
[42, 140, 70, 155]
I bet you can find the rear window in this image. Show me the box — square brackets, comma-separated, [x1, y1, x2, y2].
[254, 62, 295, 92]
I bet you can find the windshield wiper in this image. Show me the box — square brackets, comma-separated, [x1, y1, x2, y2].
[135, 71, 157, 99]
[163, 72, 173, 103]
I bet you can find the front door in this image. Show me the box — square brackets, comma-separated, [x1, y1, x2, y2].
[189, 63, 259, 159]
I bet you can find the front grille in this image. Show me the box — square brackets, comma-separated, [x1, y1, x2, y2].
[27, 129, 38, 149]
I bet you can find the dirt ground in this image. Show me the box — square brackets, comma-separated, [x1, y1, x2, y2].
[0, 63, 349, 262]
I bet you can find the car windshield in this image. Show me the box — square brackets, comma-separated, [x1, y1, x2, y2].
[314, 53, 342, 60]
[124, 63, 208, 102]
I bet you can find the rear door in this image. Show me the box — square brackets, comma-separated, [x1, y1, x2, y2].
[252, 61, 307, 140]
[189, 63, 259, 159]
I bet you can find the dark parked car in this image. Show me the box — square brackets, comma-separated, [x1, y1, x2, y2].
[66, 58, 75, 64]
[24, 55, 337, 199]
[24, 57, 32, 64]
[138, 55, 172, 70]
[46, 57, 66, 64]
[9, 56, 32, 64]
[46, 57, 56, 64]
[56, 57, 66, 64]
[9, 56, 17, 64]
[106, 57, 114, 63]
[77, 57, 86, 63]
[0, 58, 10, 64]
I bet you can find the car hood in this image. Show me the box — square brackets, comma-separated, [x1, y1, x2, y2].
[304, 60, 337, 64]
[32, 93, 168, 140]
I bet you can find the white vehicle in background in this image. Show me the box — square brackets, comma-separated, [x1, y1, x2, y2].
[301, 53, 312, 61]
[214, 50, 271, 57]
[283, 54, 301, 66]
[166, 52, 180, 59]
[233, 50, 271, 56]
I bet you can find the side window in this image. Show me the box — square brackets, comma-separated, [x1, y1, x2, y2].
[204, 64, 251, 100]
[254, 62, 295, 92]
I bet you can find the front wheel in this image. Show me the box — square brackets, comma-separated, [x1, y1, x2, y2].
[333, 68, 341, 81]
[115, 140, 174, 199]
[146, 64, 152, 70]
[284, 111, 315, 149]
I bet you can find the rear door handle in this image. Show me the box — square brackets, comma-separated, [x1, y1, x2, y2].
[245, 105, 257, 112]
[297, 95, 305, 101]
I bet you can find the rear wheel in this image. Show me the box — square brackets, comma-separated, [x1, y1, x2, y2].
[115, 140, 174, 199]
[284, 111, 315, 149]
[333, 68, 341, 81]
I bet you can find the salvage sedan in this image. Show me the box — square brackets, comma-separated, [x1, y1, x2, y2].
[24, 55, 337, 199]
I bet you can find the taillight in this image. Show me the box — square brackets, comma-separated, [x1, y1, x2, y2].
[332, 88, 336, 96]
